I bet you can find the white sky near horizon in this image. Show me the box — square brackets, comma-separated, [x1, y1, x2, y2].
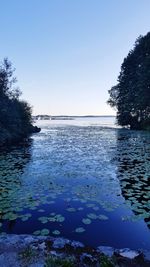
[0, 0, 150, 115]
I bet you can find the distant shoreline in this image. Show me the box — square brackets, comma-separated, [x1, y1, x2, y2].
[33, 115, 116, 120]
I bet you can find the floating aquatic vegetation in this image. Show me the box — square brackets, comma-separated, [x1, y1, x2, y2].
[87, 213, 97, 220]
[33, 230, 41, 235]
[75, 227, 85, 233]
[21, 213, 32, 222]
[82, 218, 92, 225]
[38, 214, 65, 224]
[98, 215, 109, 221]
[38, 216, 49, 224]
[51, 214, 65, 222]
[66, 208, 76, 212]
[2, 212, 18, 221]
[41, 229, 50, 236]
[0, 124, 150, 249]
[52, 230, 60, 235]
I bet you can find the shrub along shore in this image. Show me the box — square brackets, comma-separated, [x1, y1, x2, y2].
[0, 123, 40, 148]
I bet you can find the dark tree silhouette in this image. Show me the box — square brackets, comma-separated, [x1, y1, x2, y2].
[108, 32, 150, 130]
[0, 58, 40, 146]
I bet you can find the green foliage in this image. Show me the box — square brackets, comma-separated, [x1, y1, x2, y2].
[99, 255, 114, 267]
[0, 58, 36, 146]
[19, 247, 37, 261]
[44, 256, 74, 267]
[108, 32, 150, 130]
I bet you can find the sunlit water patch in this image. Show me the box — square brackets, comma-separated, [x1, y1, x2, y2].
[0, 117, 150, 249]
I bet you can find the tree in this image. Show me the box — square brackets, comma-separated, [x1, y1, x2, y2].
[0, 58, 40, 146]
[108, 32, 150, 130]
[0, 58, 20, 98]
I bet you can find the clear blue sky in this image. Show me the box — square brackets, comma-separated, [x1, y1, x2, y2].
[0, 0, 150, 115]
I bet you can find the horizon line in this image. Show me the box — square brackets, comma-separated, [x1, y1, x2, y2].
[33, 114, 116, 117]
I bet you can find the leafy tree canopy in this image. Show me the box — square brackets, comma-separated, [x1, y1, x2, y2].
[0, 58, 39, 146]
[108, 32, 150, 130]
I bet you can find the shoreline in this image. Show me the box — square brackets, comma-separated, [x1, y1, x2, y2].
[0, 234, 149, 266]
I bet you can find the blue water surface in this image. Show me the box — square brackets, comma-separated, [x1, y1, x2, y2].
[0, 117, 150, 249]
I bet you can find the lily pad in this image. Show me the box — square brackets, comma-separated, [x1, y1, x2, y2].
[38, 216, 49, 224]
[82, 218, 92, 225]
[66, 208, 76, 212]
[87, 213, 97, 220]
[41, 229, 50, 236]
[56, 215, 65, 222]
[98, 215, 109, 220]
[52, 230, 60, 235]
[33, 230, 41, 235]
[75, 227, 85, 233]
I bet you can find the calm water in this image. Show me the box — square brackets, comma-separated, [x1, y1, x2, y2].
[0, 117, 150, 249]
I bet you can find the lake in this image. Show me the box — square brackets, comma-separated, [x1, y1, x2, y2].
[0, 116, 150, 250]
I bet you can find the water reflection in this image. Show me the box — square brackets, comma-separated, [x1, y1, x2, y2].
[115, 129, 150, 227]
[0, 122, 150, 249]
[0, 139, 32, 173]
[0, 139, 32, 223]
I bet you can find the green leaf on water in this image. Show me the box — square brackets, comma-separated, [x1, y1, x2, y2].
[66, 208, 76, 212]
[75, 227, 85, 233]
[33, 230, 41, 235]
[98, 214, 109, 220]
[52, 230, 60, 235]
[87, 213, 97, 219]
[41, 229, 50, 236]
[38, 216, 49, 224]
[82, 218, 92, 225]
